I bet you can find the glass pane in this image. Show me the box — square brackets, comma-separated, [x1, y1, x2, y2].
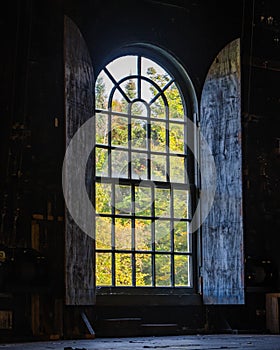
[95, 72, 112, 110]
[95, 147, 108, 176]
[119, 78, 139, 103]
[111, 150, 128, 178]
[155, 255, 171, 286]
[131, 101, 147, 116]
[106, 56, 137, 82]
[173, 189, 189, 218]
[115, 184, 131, 214]
[174, 221, 189, 252]
[150, 95, 166, 119]
[115, 218, 131, 250]
[96, 253, 112, 286]
[136, 254, 152, 286]
[151, 121, 166, 152]
[131, 119, 147, 149]
[135, 186, 151, 216]
[165, 82, 184, 120]
[96, 113, 108, 144]
[95, 183, 112, 214]
[111, 115, 128, 147]
[95, 216, 111, 249]
[174, 255, 189, 286]
[155, 188, 170, 217]
[140, 79, 158, 103]
[131, 153, 148, 180]
[142, 57, 172, 84]
[170, 156, 185, 183]
[155, 220, 170, 251]
[111, 90, 127, 112]
[169, 123, 184, 153]
[151, 154, 166, 181]
[135, 219, 152, 251]
[115, 253, 132, 286]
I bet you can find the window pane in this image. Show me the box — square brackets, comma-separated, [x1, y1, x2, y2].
[155, 188, 170, 217]
[96, 253, 112, 286]
[155, 220, 170, 251]
[142, 57, 172, 84]
[95, 183, 112, 214]
[115, 218, 131, 250]
[140, 80, 158, 103]
[169, 123, 184, 153]
[130, 101, 147, 117]
[111, 116, 128, 146]
[131, 119, 147, 149]
[115, 184, 131, 214]
[174, 221, 189, 252]
[131, 153, 148, 180]
[111, 150, 128, 178]
[155, 255, 171, 286]
[119, 78, 138, 103]
[106, 56, 137, 82]
[173, 189, 189, 218]
[174, 255, 189, 286]
[135, 219, 152, 251]
[95, 147, 108, 177]
[151, 154, 166, 181]
[96, 113, 108, 144]
[150, 95, 166, 119]
[111, 90, 126, 112]
[131, 101, 147, 116]
[165, 82, 184, 120]
[115, 253, 132, 286]
[170, 156, 185, 183]
[96, 216, 111, 249]
[95, 72, 112, 110]
[136, 254, 152, 286]
[151, 121, 166, 152]
[135, 186, 151, 216]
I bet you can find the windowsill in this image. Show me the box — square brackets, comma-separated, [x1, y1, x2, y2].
[96, 287, 202, 306]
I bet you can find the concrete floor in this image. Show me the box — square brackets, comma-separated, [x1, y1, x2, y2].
[1, 335, 280, 350]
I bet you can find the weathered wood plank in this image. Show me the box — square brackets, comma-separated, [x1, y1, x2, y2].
[64, 16, 95, 305]
[266, 293, 280, 334]
[200, 38, 244, 304]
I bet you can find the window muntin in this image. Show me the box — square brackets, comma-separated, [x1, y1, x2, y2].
[94, 54, 193, 288]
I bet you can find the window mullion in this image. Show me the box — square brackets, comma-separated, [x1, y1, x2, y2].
[132, 185, 136, 286]
[111, 184, 116, 286]
[151, 185, 156, 287]
[170, 187, 175, 287]
[137, 56, 141, 100]
[108, 110, 112, 178]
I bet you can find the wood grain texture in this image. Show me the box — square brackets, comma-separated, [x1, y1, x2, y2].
[64, 16, 95, 305]
[200, 38, 244, 304]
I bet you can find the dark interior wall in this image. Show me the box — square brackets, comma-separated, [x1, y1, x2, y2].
[0, 0, 65, 339]
[65, 0, 243, 99]
[0, 0, 279, 340]
[242, 0, 280, 288]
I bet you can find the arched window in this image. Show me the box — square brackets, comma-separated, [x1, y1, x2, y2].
[64, 17, 243, 305]
[94, 49, 198, 290]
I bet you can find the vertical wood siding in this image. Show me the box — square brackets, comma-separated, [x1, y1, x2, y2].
[200, 39, 244, 304]
[64, 16, 95, 305]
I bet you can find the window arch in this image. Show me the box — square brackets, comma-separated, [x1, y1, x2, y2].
[94, 48, 199, 290]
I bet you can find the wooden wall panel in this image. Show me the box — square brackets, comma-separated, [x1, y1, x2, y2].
[200, 38, 244, 304]
[64, 16, 95, 305]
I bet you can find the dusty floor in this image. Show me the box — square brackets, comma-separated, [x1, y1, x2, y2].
[1, 335, 280, 350]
